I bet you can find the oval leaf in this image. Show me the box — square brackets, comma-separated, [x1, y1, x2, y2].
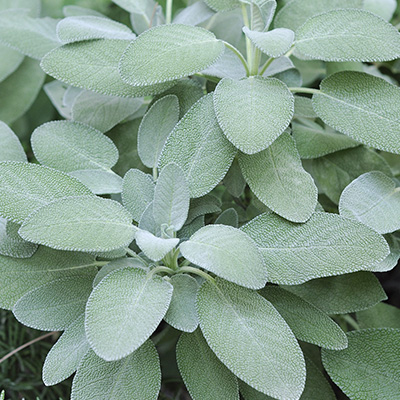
[0, 121, 26, 162]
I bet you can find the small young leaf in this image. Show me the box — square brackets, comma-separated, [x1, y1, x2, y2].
[213, 76, 294, 154]
[13, 274, 95, 331]
[138, 95, 180, 169]
[122, 169, 155, 222]
[357, 302, 400, 329]
[71, 342, 161, 400]
[164, 274, 199, 333]
[0, 44, 23, 83]
[120, 24, 224, 86]
[0, 121, 27, 162]
[339, 172, 400, 234]
[239, 132, 318, 223]
[85, 267, 172, 361]
[19, 196, 135, 252]
[242, 212, 389, 285]
[180, 224, 266, 289]
[135, 229, 179, 262]
[241, 0, 277, 32]
[69, 169, 123, 195]
[176, 329, 239, 400]
[313, 72, 400, 154]
[153, 163, 190, 232]
[197, 279, 306, 399]
[322, 329, 400, 400]
[159, 94, 236, 198]
[0, 162, 92, 224]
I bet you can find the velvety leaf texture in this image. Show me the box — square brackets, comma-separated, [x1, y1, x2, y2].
[204, 0, 240, 12]
[0, 44, 24, 83]
[0, 121, 27, 162]
[357, 302, 400, 329]
[135, 229, 179, 262]
[0, 0, 41, 17]
[69, 169, 123, 195]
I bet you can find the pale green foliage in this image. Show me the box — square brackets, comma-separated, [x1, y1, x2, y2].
[0, 121, 27, 162]
[85, 267, 172, 361]
[135, 229, 179, 261]
[293, 97, 316, 119]
[213, 76, 294, 154]
[215, 208, 239, 227]
[0, 0, 41, 17]
[71, 342, 161, 400]
[180, 225, 266, 289]
[69, 169, 123, 195]
[357, 302, 400, 329]
[238, 132, 317, 222]
[173, 1, 215, 26]
[363, 0, 397, 20]
[0, 44, 23, 83]
[322, 329, 400, 400]
[63, 5, 107, 18]
[197, 279, 306, 399]
[204, 0, 240, 12]
[177, 329, 239, 400]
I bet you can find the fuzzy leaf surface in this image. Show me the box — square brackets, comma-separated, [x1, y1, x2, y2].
[135, 229, 179, 262]
[0, 44, 23, 83]
[69, 169, 123, 195]
[0, 121, 26, 162]
[357, 303, 400, 329]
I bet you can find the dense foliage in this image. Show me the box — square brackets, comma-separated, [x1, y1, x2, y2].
[1, 0, 400, 399]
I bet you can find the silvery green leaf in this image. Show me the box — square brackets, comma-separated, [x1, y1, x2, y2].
[164, 274, 199, 332]
[159, 94, 236, 198]
[292, 120, 359, 159]
[85, 267, 172, 361]
[43, 314, 89, 386]
[19, 196, 135, 252]
[322, 329, 400, 400]
[173, 1, 214, 26]
[284, 272, 387, 315]
[363, 0, 397, 20]
[263, 56, 294, 77]
[139, 202, 160, 236]
[0, 161, 92, 224]
[0, 44, 23, 82]
[0, 247, 95, 310]
[135, 229, 179, 262]
[197, 278, 306, 399]
[186, 195, 222, 225]
[13, 274, 95, 331]
[239, 132, 317, 223]
[43, 80, 72, 119]
[0, 10, 60, 59]
[213, 76, 294, 154]
[41, 39, 175, 98]
[119, 24, 224, 86]
[178, 215, 205, 241]
[122, 169, 155, 222]
[112, 0, 150, 13]
[180, 224, 266, 289]
[0, 121, 26, 162]
[0, 57, 45, 125]
[0, 0, 41, 16]
[243, 27, 294, 58]
[339, 172, 400, 234]
[296, 9, 400, 62]
[177, 329, 239, 399]
[215, 208, 238, 227]
[241, 0, 277, 32]
[204, 0, 240, 11]
[138, 95, 180, 169]
[69, 169, 123, 195]
[130, 3, 165, 35]
[71, 90, 143, 132]
[357, 302, 400, 329]
[63, 5, 107, 18]
[313, 72, 400, 154]
[153, 163, 190, 232]
[274, 0, 363, 31]
[56, 16, 135, 43]
[0, 218, 37, 258]
[223, 159, 246, 198]
[242, 212, 389, 285]
[31, 121, 118, 172]
[71, 342, 161, 400]
[260, 286, 347, 350]
[373, 234, 400, 273]
[293, 97, 317, 119]
[63, 85, 84, 109]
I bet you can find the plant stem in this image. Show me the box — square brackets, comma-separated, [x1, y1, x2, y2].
[166, 0, 173, 24]
[241, 3, 253, 72]
[0, 331, 57, 364]
[126, 248, 137, 258]
[222, 41, 250, 76]
[177, 266, 215, 283]
[285, 46, 295, 58]
[342, 314, 361, 331]
[259, 57, 274, 76]
[153, 166, 158, 181]
[149, 266, 175, 278]
[289, 87, 320, 95]
[194, 73, 221, 84]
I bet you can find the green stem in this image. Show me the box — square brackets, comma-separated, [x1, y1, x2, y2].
[222, 41, 250, 76]
[259, 56, 274, 76]
[177, 266, 215, 283]
[251, 47, 262, 75]
[342, 314, 360, 331]
[241, 3, 252, 71]
[289, 87, 320, 95]
[194, 73, 221, 84]
[153, 166, 158, 181]
[149, 266, 175, 278]
[166, 0, 173, 24]
[126, 248, 137, 258]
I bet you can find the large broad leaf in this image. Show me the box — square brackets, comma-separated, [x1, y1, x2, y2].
[13, 274, 95, 331]
[71, 342, 161, 400]
[69, 169, 123, 195]
[339, 172, 400, 234]
[0, 247, 95, 310]
[259, 286, 347, 350]
[313, 72, 400, 154]
[19, 196, 135, 252]
[56, 16, 135, 43]
[41, 39, 174, 98]
[0, 162, 92, 224]
[241, 212, 389, 285]
[43, 314, 90, 386]
[322, 329, 400, 400]
[284, 272, 387, 315]
[85, 267, 172, 361]
[213, 77, 294, 154]
[0, 44, 23, 82]
[197, 279, 306, 400]
[138, 95, 180, 169]
[0, 0, 41, 17]
[0, 121, 26, 162]
[357, 303, 400, 329]
[159, 94, 236, 198]
[238, 132, 317, 223]
[135, 229, 179, 262]
[177, 329, 239, 400]
[0, 57, 45, 125]
[295, 9, 400, 62]
[204, 0, 240, 11]
[119, 24, 224, 86]
[180, 225, 266, 289]
[31, 121, 119, 172]
[153, 163, 190, 232]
